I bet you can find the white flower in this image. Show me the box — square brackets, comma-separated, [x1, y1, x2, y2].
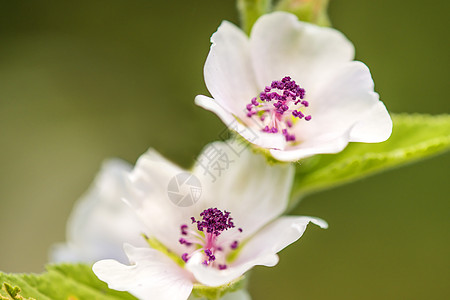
[50, 159, 147, 264]
[195, 12, 392, 162]
[93, 142, 327, 300]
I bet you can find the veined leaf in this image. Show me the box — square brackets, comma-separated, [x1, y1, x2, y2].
[0, 264, 136, 300]
[290, 113, 450, 207]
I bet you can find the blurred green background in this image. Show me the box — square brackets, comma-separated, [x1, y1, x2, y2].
[0, 0, 448, 299]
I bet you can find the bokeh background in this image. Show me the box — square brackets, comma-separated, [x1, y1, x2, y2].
[0, 0, 449, 299]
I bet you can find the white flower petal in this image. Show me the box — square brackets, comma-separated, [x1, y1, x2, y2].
[203, 20, 259, 120]
[349, 100, 393, 143]
[195, 96, 286, 149]
[93, 244, 193, 300]
[50, 159, 146, 264]
[125, 149, 197, 255]
[269, 134, 351, 161]
[303, 62, 390, 140]
[235, 216, 328, 266]
[250, 12, 354, 90]
[186, 251, 278, 287]
[187, 216, 326, 287]
[196, 12, 391, 161]
[270, 62, 392, 161]
[193, 141, 294, 239]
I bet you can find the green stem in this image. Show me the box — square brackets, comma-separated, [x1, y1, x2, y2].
[236, 0, 272, 35]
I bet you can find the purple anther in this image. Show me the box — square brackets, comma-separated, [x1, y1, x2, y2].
[251, 98, 259, 106]
[238, 228, 243, 233]
[286, 134, 296, 142]
[301, 100, 309, 107]
[180, 224, 188, 235]
[246, 103, 253, 111]
[179, 238, 192, 246]
[219, 264, 227, 270]
[260, 92, 267, 101]
[305, 115, 312, 121]
[204, 249, 216, 262]
[231, 240, 239, 250]
[294, 110, 304, 118]
[182, 253, 189, 262]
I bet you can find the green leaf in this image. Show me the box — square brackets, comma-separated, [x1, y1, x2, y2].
[0, 264, 137, 300]
[290, 113, 450, 208]
[0, 282, 35, 300]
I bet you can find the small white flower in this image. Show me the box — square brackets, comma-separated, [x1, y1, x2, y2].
[50, 159, 147, 264]
[93, 142, 327, 300]
[195, 12, 392, 162]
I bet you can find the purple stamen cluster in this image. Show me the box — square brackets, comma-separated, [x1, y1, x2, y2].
[246, 76, 311, 142]
[191, 208, 235, 236]
[179, 208, 243, 270]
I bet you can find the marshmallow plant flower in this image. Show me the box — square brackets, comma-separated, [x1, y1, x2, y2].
[51, 159, 147, 264]
[195, 12, 392, 162]
[93, 142, 327, 300]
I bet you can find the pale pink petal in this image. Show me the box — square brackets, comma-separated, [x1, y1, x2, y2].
[301, 62, 390, 140]
[234, 216, 327, 265]
[250, 12, 354, 91]
[270, 133, 351, 161]
[186, 251, 277, 287]
[269, 62, 391, 161]
[125, 150, 197, 255]
[93, 244, 193, 300]
[204, 20, 259, 120]
[50, 159, 146, 264]
[349, 100, 392, 143]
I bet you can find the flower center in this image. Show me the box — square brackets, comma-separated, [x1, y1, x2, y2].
[245, 76, 311, 142]
[179, 208, 242, 270]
